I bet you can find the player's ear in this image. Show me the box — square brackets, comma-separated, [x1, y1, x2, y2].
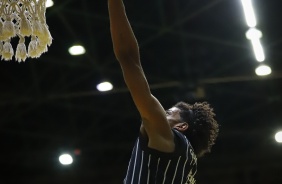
[175, 122, 188, 132]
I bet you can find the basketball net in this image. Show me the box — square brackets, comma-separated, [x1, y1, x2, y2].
[0, 0, 52, 62]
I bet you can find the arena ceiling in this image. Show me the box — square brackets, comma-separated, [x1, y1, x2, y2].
[0, 0, 282, 183]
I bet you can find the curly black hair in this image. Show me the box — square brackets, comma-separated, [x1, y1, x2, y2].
[174, 101, 219, 158]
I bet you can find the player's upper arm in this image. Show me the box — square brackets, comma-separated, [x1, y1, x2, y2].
[118, 56, 174, 151]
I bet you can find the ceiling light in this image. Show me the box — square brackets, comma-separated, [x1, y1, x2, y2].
[255, 65, 271, 76]
[245, 28, 265, 62]
[96, 81, 113, 92]
[241, 0, 257, 27]
[68, 45, 86, 56]
[46, 0, 54, 8]
[246, 28, 262, 40]
[59, 154, 73, 165]
[250, 39, 265, 62]
[275, 131, 282, 143]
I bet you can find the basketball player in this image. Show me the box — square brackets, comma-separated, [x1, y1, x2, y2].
[107, 0, 219, 183]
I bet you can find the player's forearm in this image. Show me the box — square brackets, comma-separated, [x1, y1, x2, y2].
[108, 0, 140, 63]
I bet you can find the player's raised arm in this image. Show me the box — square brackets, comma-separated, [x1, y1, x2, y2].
[108, 0, 174, 152]
[107, 1, 219, 182]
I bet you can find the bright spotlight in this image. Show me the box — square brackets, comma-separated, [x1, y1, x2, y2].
[246, 28, 262, 40]
[246, 28, 265, 62]
[275, 131, 282, 143]
[97, 81, 113, 92]
[250, 39, 265, 62]
[68, 45, 86, 56]
[241, 0, 257, 27]
[59, 154, 73, 165]
[255, 65, 272, 76]
[46, 0, 54, 8]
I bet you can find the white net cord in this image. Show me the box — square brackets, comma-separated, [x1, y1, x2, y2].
[0, 0, 52, 62]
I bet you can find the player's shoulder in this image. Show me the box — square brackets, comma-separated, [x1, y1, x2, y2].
[172, 129, 190, 153]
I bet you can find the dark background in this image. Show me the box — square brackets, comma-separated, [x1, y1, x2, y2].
[1, 0, 282, 183]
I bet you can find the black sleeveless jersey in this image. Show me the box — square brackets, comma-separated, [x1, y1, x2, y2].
[124, 129, 197, 184]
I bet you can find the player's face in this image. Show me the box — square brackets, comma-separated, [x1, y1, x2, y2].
[165, 107, 182, 127]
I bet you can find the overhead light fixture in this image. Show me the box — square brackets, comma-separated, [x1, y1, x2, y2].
[246, 28, 262, 40]
[241, 0, 257, 27]
[96, 81, 113, 92]
[59, 154, 73, 165]
[255, 65, 271, 76]
[68, 45, 86, 56]
[250, 39, 265, 62]
[275, 131, 282, 143]
[246, 28, 265, 62]
[46, 0, 54, 8]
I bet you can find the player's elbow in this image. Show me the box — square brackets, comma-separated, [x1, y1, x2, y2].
[114, 46, 140, 64]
